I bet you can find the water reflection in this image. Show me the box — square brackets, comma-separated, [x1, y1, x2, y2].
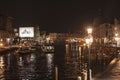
[4, 52, 19, 80]
[64, 44, 81, 79]
[0, 56, 5, 68]
[17, 52, 54, 80]
[64, 43, 113, 79]
[17, 53, 37, 80]
[0, 55, 5, 78]
[0, 50, 55, 80]
[46, 53, 54, 79]
[18, 56, 23, 66]
[0, 44, 113, 80]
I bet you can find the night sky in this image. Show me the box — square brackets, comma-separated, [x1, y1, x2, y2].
[0, 0, 120, 32]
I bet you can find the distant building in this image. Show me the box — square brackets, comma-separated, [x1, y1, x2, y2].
[0, 14, 6, 30]
[0, 14, 14, 46]
[92, 17, 120, 47]
[5, 16, 14, 32]
[0, 14, 13, 31]
[95, 23, 113, 45]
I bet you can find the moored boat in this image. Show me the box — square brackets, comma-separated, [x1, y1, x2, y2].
[16, 47, 33, 54]
[41, 45, 54, 53]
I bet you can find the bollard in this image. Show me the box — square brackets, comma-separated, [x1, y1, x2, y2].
[78, 76, 81, 80]
[86, 69, 92, 80]
[55, 65, 58, 80]
[90, 69, 92, 80]
[84, 70, 87, 80]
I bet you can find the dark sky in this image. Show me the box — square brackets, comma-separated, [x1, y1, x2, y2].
[0, 0, 120, 32]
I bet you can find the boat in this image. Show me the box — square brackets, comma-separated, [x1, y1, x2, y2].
[16, 46, 34, 54]
[30, 46, 37, 51]
[41, 45, 54, 53]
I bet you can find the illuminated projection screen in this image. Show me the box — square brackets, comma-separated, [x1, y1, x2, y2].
[19, 27, 34, 37]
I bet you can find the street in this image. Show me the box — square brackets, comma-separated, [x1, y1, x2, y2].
[93, 58, 120, 80]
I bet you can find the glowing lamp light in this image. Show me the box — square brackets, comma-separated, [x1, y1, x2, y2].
[115, 33, 119, 41]
[0, 43, 3, 47]
[83, 43, 86, 46]
[85, 39, 90, 44]
[0, 39, 3, 42]
[90, 37, 93, 43]
[115, 37, 119, 41]
[85, 38, 93, 45]
[7, 38, 10, 43]
[87, 28, 92, 34]
[115, 33, 118, 37]
[46, 37, 50, 41]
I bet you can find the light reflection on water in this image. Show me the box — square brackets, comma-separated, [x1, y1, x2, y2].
[0, 44, 113, 80]
[17, 53, 36, 80]
[0, 55, 5, 78]
[64, 44, 82, 79]
[64, 43, 113, 80]
[0, 50, 55, 80]
[46, 53, 54, 79]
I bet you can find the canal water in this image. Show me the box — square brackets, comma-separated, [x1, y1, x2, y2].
[0, 44, 113, 80]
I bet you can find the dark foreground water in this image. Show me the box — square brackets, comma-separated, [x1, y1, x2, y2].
[0, 45, 113, 80]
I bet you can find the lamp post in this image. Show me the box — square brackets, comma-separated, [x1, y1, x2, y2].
[85, 28, 93, 80]
[115, 33, 119, 58]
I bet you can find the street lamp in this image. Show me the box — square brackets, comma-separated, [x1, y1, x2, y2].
[114, 33, 119, 58]
[85, 28, 93, 80]
[87, 28, 92, 34]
